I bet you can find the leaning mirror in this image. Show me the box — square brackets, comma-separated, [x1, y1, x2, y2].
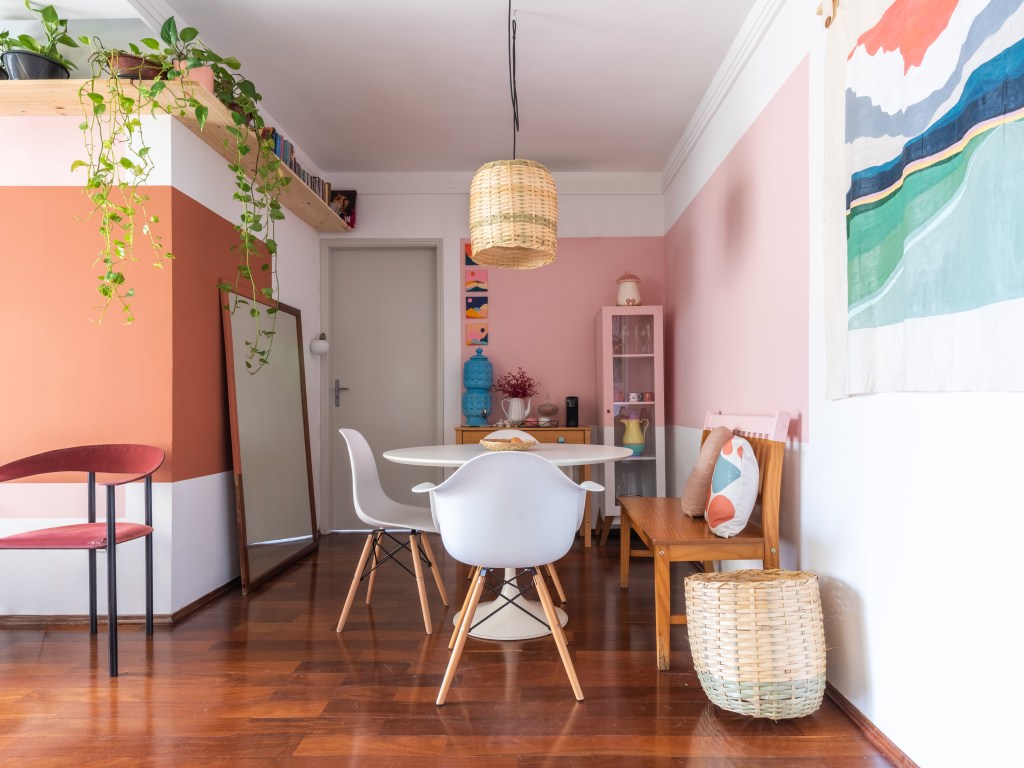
[221, 290, 318, 594]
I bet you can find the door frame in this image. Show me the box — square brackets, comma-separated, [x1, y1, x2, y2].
[318, 238, 445, 533]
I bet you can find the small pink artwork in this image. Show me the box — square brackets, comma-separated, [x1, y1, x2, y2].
[465, 269, 488, 292]
[466, 323, 488, 346]
[465, 296, 488, 319]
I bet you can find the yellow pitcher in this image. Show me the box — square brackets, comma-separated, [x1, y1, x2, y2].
[621, 414, 649, 455]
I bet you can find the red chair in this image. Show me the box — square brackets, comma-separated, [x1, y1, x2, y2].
[0, 444, 165, 676]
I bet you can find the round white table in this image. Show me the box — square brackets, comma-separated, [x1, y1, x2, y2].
[383, 442, 632, 469]
[383, 441, 633, 641]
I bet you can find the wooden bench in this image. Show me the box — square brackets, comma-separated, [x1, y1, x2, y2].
[618, 410, 789, 670]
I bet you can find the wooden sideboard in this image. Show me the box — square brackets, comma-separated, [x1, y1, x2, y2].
[453, 426, 595, 547]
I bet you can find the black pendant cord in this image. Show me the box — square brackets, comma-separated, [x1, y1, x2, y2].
[508, 1, 519, 159]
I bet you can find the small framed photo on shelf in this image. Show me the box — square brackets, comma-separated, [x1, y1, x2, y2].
[329, 189, 357, 228]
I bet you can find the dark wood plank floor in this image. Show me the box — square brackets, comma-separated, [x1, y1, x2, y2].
[0, 532, 894, 767]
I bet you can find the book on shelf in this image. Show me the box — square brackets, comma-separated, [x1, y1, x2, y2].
[259, 125, 338, 210]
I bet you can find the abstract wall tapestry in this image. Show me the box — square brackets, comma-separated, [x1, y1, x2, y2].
[825, 0, 1024, 396]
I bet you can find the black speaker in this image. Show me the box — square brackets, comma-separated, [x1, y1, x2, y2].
[565, 396, 579, 427]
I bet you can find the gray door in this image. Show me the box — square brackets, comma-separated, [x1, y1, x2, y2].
[327, 246, 441, 530]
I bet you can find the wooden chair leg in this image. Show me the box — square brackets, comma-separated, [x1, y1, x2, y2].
[450, 566, 481, 649]
[409, 533, 432, 635]
[545, 563, 567, 604]
[598, 514, 614, 547]
[438, 569, 486, 706]
[418, 533, 449, 606]
[336, 533, 374, 632]
[365, 531, 384, 605]
[534, 571, 583, 701]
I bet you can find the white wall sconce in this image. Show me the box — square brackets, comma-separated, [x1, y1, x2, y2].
[310, 332, 329, 355]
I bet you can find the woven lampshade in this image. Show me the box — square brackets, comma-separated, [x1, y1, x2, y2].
[469, 158, 558, 269]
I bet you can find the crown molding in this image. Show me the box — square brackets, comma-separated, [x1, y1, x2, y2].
[328, 171, 663, 196]
[661, 0, 787, 192]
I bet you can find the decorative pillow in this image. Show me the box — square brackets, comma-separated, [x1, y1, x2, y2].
[706, 436, 759, 538]
[680, 426, 734, 517]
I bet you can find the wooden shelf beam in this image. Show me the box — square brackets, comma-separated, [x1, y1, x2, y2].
[0, 79, 350, 233]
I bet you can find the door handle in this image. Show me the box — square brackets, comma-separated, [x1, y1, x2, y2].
[334, 379, 349, 406]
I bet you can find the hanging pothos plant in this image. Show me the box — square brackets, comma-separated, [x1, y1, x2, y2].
[211, 63, 290, 373]
[74, 17, 288, 372]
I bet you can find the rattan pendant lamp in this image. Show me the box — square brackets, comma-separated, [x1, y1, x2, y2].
[468, 3, 558, 269]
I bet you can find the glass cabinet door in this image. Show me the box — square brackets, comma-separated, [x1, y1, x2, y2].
[596, 305, 665, 530]
[610, 312, 659, 496]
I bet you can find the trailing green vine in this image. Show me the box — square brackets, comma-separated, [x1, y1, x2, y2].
[215, 70, 290, 372]
[74, 71, 171, 322]
[72, 18, 289, 371]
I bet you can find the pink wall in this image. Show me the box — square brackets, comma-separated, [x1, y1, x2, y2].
[664, 59, 810, 441]
[463, 237, 665, 427]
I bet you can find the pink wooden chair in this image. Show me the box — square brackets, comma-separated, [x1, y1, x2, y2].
[0, 444, 165, 676]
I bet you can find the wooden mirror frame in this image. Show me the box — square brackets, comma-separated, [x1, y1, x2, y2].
[220, 289, 319, 594]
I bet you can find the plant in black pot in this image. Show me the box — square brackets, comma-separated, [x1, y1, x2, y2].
[1, 1, 78, 80]
[0, 31, 13, 79]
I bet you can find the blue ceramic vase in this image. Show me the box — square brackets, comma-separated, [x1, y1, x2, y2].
[462, 348, 492, 426]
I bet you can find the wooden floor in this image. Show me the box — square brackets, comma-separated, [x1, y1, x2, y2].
[0, 532, 894, 767]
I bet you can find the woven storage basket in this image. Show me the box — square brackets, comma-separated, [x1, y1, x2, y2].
[685, 569, 826, 719]
[469, 159, 558, 269]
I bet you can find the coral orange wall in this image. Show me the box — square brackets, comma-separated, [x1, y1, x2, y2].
[463, 237, 665, 427]
[0, 186, 245, 481]
[664, 60, 810, 441]
[0, 186, 174, 474]
[170, 189, 256, 482]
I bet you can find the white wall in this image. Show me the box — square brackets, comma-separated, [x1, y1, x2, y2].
[662, 1, 1022, 765]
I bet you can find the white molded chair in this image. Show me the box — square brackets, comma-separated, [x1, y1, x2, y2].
[336, 428, 449, 635]
[481, 429, 566, 603]
[413, 450, 602, 705]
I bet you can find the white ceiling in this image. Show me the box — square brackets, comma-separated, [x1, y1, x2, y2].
[2, 0, 759, 175]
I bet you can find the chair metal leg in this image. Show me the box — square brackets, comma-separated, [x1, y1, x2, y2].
[88, 550, 97, 635]
[438, 568, 486, 706]
[88, 472, 97, 635]
[106, 485, 118, 678]
[450, 566, 481, 650]
[145, 475, 154, 636]
[365, 531, 383, 605]
[336, 533, 374, 632]
[534, 571, 583, 701]
[409, 533, 432, 635]
[418, 533, 449, 606]
[145, 534, 153, 635]
[545, 563, 567, 604]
